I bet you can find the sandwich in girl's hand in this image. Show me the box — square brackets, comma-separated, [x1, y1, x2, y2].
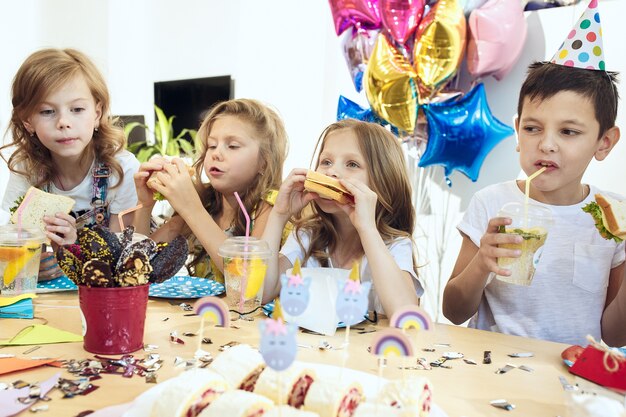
[303, 170, 353, 204]
[583, 194, 626, 242]
[146, 158, 195, 201]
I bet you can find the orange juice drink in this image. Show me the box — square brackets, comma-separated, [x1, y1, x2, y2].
[496, 202, 553, 286]
[0, 225, 46, 295]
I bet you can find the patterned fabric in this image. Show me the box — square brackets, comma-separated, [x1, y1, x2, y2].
[188, 189, 291, 284]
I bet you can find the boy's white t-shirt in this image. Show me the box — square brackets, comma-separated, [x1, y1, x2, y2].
[280, 230, 424, 315]
[459, 180, 625, 345]
[1, 150, 140, 222]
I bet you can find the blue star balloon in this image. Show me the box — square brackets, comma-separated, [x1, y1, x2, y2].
[418, 83, 514, 184]
[337, 95, 400, 135]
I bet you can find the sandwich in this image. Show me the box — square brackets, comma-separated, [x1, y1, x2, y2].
[147, 160, 195, 201]
[253, 363, 316, 408]
[208, 344, 266, 391]
[582, 194, 626, 242]
[10, 187, 75, 240]
[303, 171, 352, 205]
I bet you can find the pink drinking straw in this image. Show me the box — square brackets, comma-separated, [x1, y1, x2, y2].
[233, 192, 250, 312]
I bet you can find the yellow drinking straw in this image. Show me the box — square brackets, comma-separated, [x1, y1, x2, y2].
[523, 167, 547, 228]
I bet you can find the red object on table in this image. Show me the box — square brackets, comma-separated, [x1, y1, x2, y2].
[569, 344, 626, 391]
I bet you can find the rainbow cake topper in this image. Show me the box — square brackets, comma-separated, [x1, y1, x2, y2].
[194, 296, 230, 327]
[551, 0, 605, 70]
[258, 318, 298, 371]
[389, 305, 433, 332]
[370, 328, 415, 357]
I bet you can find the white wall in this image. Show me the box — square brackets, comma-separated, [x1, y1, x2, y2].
[1, 0, 625, 319]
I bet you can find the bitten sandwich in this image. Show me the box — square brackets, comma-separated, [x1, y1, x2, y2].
[10, 187, 75, 239]
[303, 171, 352, 205]
[582, 194, 626, 242]
[147, 160, 195, 201]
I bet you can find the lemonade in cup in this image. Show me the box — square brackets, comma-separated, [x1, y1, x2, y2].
[218, 237, 271, 318]
[496, 202, 553, 286]
[0, 225, 46, 295]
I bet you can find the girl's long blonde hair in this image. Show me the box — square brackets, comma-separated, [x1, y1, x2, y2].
[295, 119, 416, 272]
[186, 98, 288, 270]
[1, 48, 126, 188]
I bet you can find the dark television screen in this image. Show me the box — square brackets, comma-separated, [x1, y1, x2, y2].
[154, 75, 233, 137]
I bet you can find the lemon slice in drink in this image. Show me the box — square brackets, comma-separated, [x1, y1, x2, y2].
[1, 242, 40, 286]
[225, 257, 267, 298]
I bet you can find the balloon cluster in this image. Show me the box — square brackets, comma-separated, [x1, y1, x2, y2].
[330, 0, 523, 183]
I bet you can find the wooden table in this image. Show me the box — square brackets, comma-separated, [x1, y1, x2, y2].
[1, 293, 574, 417]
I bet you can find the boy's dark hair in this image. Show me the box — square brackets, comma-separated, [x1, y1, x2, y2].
[517, 62, 619, 138]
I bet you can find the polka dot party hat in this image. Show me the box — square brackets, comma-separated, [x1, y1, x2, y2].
[551, 0, 605, 70]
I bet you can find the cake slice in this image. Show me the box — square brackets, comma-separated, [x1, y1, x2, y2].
[197, 390, 273, 417]
[150, 369, 228, 417]
[254, 363, 316, 408]
[209, 344, 266, 391]
[303, 380, 363, 417]
[377, 378, 433, 417]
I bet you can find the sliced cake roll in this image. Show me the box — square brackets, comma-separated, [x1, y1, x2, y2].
[377, 377, 433, 417]
[254, 363, 316, 408]
[209, 344, 266, 391]
[264, 405, 321, 417]
[150, 369, 228, 417]
[303, 380, 363, 417]
[197, 390, 273, 417]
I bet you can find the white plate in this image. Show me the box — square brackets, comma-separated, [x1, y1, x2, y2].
[121, 361, 448, 417]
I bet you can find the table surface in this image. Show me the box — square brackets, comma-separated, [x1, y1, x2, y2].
[1, 293, 575, 417]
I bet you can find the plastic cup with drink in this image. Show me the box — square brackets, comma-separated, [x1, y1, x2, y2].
[218, 236, 271, 318]
[0, 225, 46, 295]
[496, 202, 553, 285]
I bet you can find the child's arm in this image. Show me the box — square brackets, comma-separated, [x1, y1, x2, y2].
[600, 262, 626, 347]
[262, 169, 316, 303]
[339, 179, 418, 316]
[442, 217, 523, 324]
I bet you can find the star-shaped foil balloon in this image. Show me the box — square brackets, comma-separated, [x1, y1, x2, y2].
[418, 83, 514, 184]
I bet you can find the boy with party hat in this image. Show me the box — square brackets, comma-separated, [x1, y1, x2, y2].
[443, 0, 626, 346]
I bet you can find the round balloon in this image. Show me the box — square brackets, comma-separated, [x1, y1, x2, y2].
[364, 34, 419, 133]
[417, 83, 514, 183]
[413, 0, 466, 99]
[342, 28, 379, 92]
[467, 0, 527, 81]
[380, 0, 426, 44]
[329, 0, 382, 35]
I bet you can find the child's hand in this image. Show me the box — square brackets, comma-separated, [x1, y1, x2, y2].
[134, 159, 166, 206]
[151, 158, 201, 216]
[274, 169, 317, 218]
[337, 178, 378, 233]
[477, 216, 523, 276]
[43, 213, 77, 247]
[38, 251, 64, 281]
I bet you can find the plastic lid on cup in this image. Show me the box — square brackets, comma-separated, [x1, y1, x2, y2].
[218, 236, 272, 259]
[0, 224, 47, 246]
[498, 202, 553, 224]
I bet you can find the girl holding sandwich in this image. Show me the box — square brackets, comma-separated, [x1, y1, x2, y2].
[132, 99, 288, 284]
[262, 119, 423, 318]
[1, 48, 140, 280]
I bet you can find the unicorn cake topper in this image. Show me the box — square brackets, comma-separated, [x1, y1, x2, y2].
[551, 0, 605, 70]
[258, 318, 298, 371]
[279, 258, 311, 316]
[336, 261, 371, 327]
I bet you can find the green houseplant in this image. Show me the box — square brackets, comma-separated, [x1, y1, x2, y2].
[125, 105, 198, 162]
